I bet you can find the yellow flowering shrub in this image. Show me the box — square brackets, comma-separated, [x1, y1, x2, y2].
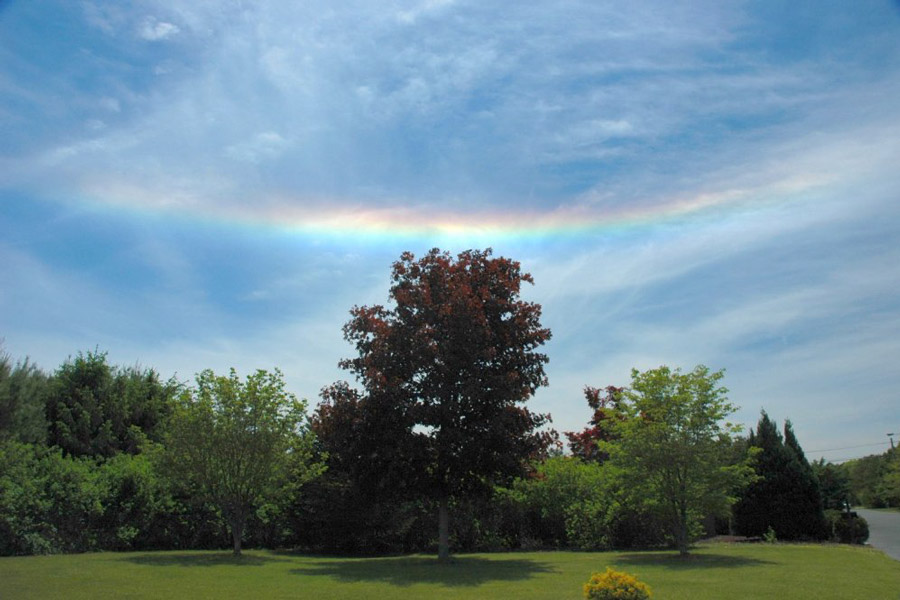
[583, 567, 652, 600]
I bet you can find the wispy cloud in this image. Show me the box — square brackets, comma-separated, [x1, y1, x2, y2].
[138, 16, 180, 41]
[1, 0, 899, 459]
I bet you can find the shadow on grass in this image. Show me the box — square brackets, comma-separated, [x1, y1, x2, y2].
[614, 552, 776, 570]
[120, 552, 292, 568]
[290, 555, 557, 587]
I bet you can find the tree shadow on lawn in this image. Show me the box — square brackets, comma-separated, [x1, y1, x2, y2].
[614, 552, 776, 571]
[290, 555, 558, 588]
[120, 552, 293, 568]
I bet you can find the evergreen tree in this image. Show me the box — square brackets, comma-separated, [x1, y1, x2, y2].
[46, 350, 177, 458]
[733, 412, 827, 540]
[0, 351, 49, 444]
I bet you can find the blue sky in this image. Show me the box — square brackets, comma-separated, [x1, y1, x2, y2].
[2, 1, 899, 461]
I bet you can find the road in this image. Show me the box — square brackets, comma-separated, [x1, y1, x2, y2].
[856, 508, 900, 561]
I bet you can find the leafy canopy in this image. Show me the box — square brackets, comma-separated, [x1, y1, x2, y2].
[165, 368, 322, 555]
[604, 365, 755, 555]
[325, 248, 554, 560]
[335, 248, 553, 497]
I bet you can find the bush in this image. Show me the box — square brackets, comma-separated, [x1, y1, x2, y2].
[825, 510, 869, 544]
[96, 450, 174, 550]
[0, 442, 104, 554]
[584, 567, 652, 600]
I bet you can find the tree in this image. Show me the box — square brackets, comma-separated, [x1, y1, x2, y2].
[0, 350, 49, 444]
[844, 451, 891, 507]
[565, 386, 624, 463]
[812, 458, 851, 511]
[732, 412, 827, 540]
[164, 368, 323, 556]
[604, 365, 754, 556]
[46, 350, 177, 457]
[878, 449, 900, 507]
[332, 248, 554, 561]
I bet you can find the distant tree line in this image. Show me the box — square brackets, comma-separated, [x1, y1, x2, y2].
[0, 248, 871, 557]
[839, 446, 900, 509]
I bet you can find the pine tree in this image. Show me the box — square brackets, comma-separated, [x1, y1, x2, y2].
[733, 412, 827, 540]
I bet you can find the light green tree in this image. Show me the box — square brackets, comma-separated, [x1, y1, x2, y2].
[165, 368, 323, 556]
[877, 449, 900, 507]
[604, 365, 755, 555]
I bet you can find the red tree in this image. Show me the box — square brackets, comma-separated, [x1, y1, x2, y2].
[565, 385, 625, 462]
[328, 248, 553, 561]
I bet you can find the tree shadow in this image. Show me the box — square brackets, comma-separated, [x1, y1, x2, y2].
[290, 555, 557, 587]
[120, 551, 292, 568]
[614, 551, 776, 570]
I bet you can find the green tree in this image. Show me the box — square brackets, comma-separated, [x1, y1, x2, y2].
[875, 448, 900, 507]
[733, 412, 827, 540]
[46, 350, 177, 457]
[164, 368, 323, 556]
[604, 365, 754, 556]
[811, 458, 851, 511]
[844, 452, 890, 507]
[333, 248, 554, 561]
[0, 350, 49, 444]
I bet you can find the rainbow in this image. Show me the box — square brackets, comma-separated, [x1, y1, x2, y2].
[73, 172, 831, 242]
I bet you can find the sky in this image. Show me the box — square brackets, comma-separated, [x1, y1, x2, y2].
[1, 1, 899, 463]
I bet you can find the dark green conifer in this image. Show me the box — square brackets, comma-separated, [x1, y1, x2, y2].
[733, 412, 827, 540]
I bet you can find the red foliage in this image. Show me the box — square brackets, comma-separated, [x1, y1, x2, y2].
[565, 385, 625, 462]
[324, 248, 554, 500]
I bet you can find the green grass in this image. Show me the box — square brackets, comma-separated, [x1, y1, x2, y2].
[2, 543, 898, 599]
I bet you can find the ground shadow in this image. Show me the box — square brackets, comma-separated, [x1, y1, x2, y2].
[614, 551, 776, 570]
[120, 551, 292, 568]
[290, 555, 558, 587]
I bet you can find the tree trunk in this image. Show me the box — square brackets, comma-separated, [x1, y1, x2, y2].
[438, 496, 450, 563]
[231, 516, 244, 557]
[676, 504, 689, 556]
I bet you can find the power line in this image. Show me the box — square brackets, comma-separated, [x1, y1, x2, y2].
[808, 441, 890, 454]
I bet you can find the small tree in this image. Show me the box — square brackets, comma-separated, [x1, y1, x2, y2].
[605, 365, 754, 555]
[165, 368, 322, 556]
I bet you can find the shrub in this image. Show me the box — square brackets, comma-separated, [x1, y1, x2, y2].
[0, 442, 104, 554]
[825, 510, 869, 544]
[584, 567, 652, 600]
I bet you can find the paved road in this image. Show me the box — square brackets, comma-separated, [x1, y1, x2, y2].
[856, 508, 900, 561]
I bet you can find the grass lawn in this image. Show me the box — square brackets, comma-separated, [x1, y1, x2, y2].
[2, 543, 898, 599]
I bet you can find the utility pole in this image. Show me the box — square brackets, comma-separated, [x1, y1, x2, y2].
[888, 433, 895, 450]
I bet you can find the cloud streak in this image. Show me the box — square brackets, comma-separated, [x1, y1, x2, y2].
[1, 0, 899, 460]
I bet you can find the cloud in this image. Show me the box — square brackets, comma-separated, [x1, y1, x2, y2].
[396, 0, 455, 25]
[7, 0, 895, 213]
[224, 131, 291, 164]
[2, 0, 899, 460]
[138, 16, 180, 41]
